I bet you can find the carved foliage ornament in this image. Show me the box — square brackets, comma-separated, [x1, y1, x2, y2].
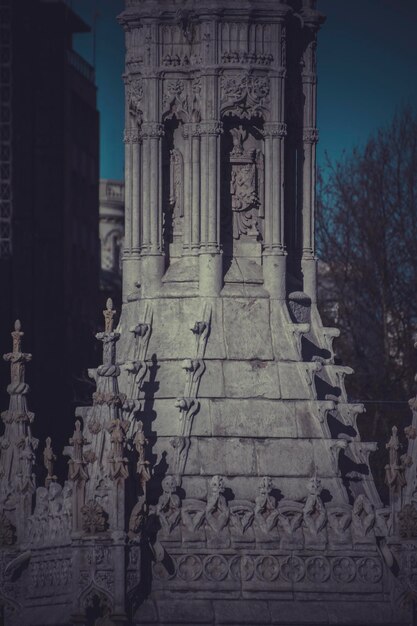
[163, 78, 201, 122]
[81, 500, 107, 534]
[221, 73, 270, 118]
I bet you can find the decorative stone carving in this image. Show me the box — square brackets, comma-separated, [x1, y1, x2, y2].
[108, 418, 129, 481]
[278, 501, 304, 550]
[254, 477, 278, 535]
[302, 127, 319, 144]
[303, 475, 327, 548]
[181, 499, 206, 542]
[81, 500, 107, 534]
[352, 494, 375, 543]
[228, 126, 262, 239]
[43, 436, 57, 486]
[327, 506, 352, 547]
[133, 420, 151, 494]
[221, 51, 274, 65]
[157, 476, 181, 536]
[385, 425, 408, 496]
[221, 73, 270, 118]
[205, 476, 229, 533]
[127, 78, 143, 124]
[68, 420, 89, 482]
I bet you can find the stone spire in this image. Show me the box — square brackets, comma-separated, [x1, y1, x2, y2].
[82, 299, 128, 534]
[0, 320, 38, 539]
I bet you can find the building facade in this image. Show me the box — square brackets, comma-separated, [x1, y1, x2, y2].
[0, 0, 100, 451]
[99, 179, 125, 306]
[1, 1, 417, 625]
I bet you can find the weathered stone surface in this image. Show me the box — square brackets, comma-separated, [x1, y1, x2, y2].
[223, 361, 281, 399]
[209, 399, 298, 438]
[223, 298, 273, 360]
[158, 600, 214, 623]
[214, 599, 271, 624]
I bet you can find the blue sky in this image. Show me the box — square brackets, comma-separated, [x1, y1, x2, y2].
[70, 0, 417, 181]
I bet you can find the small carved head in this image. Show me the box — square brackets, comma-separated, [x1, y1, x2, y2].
[162, 475, 177, 494]
[49, 481, 62, 500]
[259, 476, 272, 496]
[209, 475, 225, 496]
[307, 474, 322, 496]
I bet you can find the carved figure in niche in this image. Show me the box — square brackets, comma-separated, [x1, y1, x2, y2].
[157, 475, 181, 533]
[205, 475, 229, 532]
[169, 148, 184, 234]
[254, 476, 278, 533]
[352, 494, 375, 541]
[223, 125, 264, 241]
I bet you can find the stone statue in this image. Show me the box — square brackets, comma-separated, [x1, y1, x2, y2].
[157, 475, 181, 534]
[254, 476, 278, 533]
[205, 475, 229, 533]
[43, 436, 57, 486]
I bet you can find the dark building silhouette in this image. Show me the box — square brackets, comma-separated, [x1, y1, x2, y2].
[0, 0, 100, 453]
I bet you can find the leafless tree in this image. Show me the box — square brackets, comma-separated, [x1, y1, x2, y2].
[317, 107, 417, 406]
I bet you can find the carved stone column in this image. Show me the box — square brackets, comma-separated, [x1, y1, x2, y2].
[141, 122, 165, 295]
[263, 122, 287, 299]
[300, 8, 325, 302]
[123, 75, 144, 299]
[198, 121, 223, 297]
[190, 124, 201, 252]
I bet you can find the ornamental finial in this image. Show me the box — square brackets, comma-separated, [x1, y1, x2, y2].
[103, 298, 116, 334]
[11, 319, 24, 354]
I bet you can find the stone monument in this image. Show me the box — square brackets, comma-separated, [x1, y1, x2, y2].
[2, 1, 417, 625]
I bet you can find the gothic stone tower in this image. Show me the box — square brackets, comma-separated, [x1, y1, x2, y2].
[114, 0, 398, 623]
[118, 0, 380, 514]
[0, 2, 415, 625]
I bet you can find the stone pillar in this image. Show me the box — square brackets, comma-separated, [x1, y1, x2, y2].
[263, 19, 288, 300]
[198, 121, 223, 297]
[190, 125, 201, 252]
[141, 122, 165, 295]
[182, 124, 192, 254]
[300, 10, 324, 302]
[263, 123, 287, 299]
[123, 129, 141, 299]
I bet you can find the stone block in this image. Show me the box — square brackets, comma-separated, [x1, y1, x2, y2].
[278, 363, 311, 400]
[223, 361, 281, 399]
[147, 298, 197, 359]
[269, 601, 329, 624]
[198, 361, 226, 398]
[209, 399, 297, 438]
[214, 599, 271, 624]
[223, 298, 273, 360]
[185, 437, 257, 476]
[154, 398, 212, 436]
[133, 599, 158, 623]
[157, 599, 214, 623]
[256, 438, 315, 477]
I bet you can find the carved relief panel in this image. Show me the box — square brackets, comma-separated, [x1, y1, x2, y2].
[221, 117, 265, 258]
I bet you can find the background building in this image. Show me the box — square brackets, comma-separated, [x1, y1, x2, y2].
[0, 0, 100, 455]
[99, 178, 124, 307]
